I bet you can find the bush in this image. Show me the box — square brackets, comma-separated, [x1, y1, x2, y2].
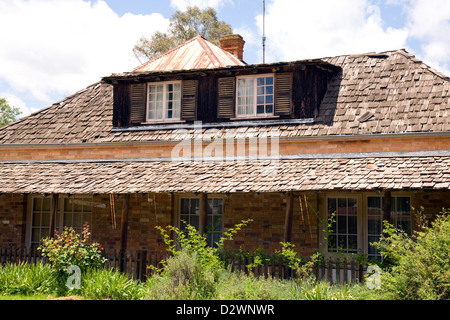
[38, 224, 106, 275]
[373, 209, 450, 300]
[0, 262, 57, 296]
[147, 248, 222, 300]
[148, 219, 252, 300]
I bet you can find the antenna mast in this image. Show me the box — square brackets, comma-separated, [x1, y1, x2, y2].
[262, 0, 266, 63]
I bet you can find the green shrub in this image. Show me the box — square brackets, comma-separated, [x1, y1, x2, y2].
[0, 262, 56, 296]
[38, 224, 106, 276]
[373, 209, 450, 300]
[147, 248, 222, 300]
[148, 219, 252, 300]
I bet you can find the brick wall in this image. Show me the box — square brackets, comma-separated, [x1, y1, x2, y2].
[0, 194, 26, 247]
[89, 192, 319, 257]
[2, 190, 449, 257]
[1, 134, 449, 162]
[412, 190, 450, 221]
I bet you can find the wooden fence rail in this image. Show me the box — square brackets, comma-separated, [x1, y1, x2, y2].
[0, 246, 368, 285]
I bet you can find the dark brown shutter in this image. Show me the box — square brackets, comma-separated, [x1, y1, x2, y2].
[181, 80, 198, 121]
[217, 77, 235, 118]
[274, 73, 293, 116]
[129, 83, 146, 124]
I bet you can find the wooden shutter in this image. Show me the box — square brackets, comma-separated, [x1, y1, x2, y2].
[274, 73, 293, 116]
[217, 77, 235, 118]
[181, 80, 198, 121]
[129, 83, 146, 124]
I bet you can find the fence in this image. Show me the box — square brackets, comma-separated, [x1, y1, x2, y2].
[0, 246, 368, 285]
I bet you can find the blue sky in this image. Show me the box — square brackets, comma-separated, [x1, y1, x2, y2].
[0, 0, 449, 119]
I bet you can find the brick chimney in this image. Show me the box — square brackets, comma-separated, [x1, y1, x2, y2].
[219, 34, 245, 61]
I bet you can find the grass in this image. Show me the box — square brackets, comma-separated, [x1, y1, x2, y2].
[0, 294, 53, 300]
[0, 262, 390, 304]
[0, 261, 382, 300]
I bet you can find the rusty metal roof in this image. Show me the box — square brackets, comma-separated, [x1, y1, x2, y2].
[132, 35, 246, 73]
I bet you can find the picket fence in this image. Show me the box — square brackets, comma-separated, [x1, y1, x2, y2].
[0, 246, 368, 284]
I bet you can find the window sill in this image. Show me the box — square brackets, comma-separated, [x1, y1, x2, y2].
[141, 120, 186, 125]
[230, 115, 280, 121]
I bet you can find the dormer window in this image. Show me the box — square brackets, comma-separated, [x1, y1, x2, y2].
[147, 81, 181, 122]
[236, 74, 274, 118]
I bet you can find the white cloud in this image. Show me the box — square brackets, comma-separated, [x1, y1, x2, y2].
[170, 0, 232, 11]
[403, 0, 450, 76]
[0, 0, 169, 110]
[256, 0, 408, 63]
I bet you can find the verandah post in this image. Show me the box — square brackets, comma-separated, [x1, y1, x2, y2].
[283, 191, 294, 243]
[198, 193, 208, 235]
[120, 193, 130, 272]
[49, 193, 58, 238]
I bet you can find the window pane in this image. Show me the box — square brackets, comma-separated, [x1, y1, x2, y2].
[368, 236, 380, 254]
[42, 198, 52, 211]
[32, 212, 41, 227]
[257, 105, 265, 114]
[257, 86, 264, 95]
[328, 198, 336, 215]
[338, 216, 347, 234]
[396, 197, 410, 215]
[257, 96, 264, 104]
[40, 212, 49, 227]
[348, 236, 358, 252]
[266, 105, 273, 113]
[368, 217, 381, 235]
[348, 198, 357, 215]
[266, 76, 273, 85]
[348, 216, 357, 234]
[338, 198, 347, 215]
[190, 215, 199, 229]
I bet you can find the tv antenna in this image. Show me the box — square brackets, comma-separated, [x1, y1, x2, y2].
[262, 0, 266, 63]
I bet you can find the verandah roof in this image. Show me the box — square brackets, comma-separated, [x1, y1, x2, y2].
[1, 156, 449, 194]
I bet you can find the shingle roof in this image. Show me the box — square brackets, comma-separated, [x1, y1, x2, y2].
[1, 156, 449, 194]
[0, 49, 449, 145]
[132, 35, 245, 72]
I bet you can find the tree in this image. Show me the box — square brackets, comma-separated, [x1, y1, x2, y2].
[0, 98, 21, 126]
[133, 6, 233, 63]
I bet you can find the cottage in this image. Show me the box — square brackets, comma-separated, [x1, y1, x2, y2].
[1, 34, 450, 262]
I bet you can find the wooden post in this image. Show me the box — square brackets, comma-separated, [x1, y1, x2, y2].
[198, 193, 208, 235]
[49, 194, 58, 238]
[383, 191, 392, 223]
[283, 192, 294, 243]
[120, 194, 130, 272]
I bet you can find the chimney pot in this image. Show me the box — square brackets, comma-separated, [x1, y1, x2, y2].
[219, 34, 245, 61]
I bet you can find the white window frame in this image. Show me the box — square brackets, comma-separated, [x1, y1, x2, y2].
[176, 194, 224, 248]
[235, 74, 274, 119]
[325, 196, 362, 255]
[364, 194, 412, 261]
[26, 195, 93, 249]
[320, 192, 412, 260]
[146, 80, 182, 123]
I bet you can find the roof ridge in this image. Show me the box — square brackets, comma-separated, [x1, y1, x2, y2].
[132, 36, 200, 72]
[394, 48, 450, 81]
